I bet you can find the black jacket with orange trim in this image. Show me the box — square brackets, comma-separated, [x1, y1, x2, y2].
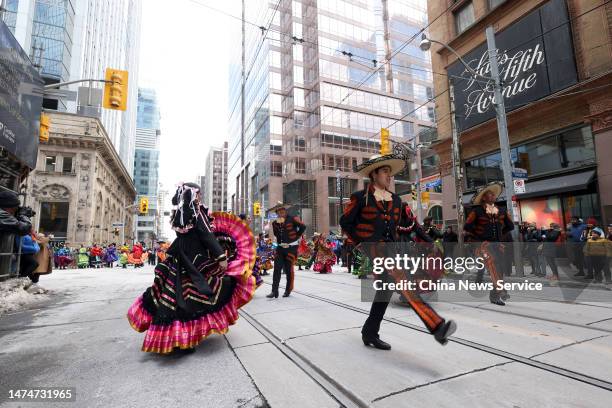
[339, 185, 402, 243]
[464, 204, 514, 242]
[273, 216, 306, 244]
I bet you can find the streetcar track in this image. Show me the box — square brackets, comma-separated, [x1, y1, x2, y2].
[238, 309, 369, 408]
[292, 273, 612, 333]
[261, 282, 612, 393]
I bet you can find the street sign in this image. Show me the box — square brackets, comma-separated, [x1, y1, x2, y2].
[512, 167, 528, 179]
[112, 222, 124, 227]
[513, 179, 526, 194]
[267, 213, 278, 221]
[421, 191, 430, 204]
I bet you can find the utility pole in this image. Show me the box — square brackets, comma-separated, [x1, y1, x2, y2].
[449, 81, 464, 245]
[413, 137, 423, 223]
[485, 26, 524, 277]
[336, 168, 341, 228]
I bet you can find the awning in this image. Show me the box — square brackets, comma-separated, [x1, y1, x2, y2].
[462, 170, 596, 205]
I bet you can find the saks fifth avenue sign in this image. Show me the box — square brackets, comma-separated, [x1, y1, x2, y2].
[447, 0, 578, 131]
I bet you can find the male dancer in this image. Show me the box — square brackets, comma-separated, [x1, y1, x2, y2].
[464, 182, 514, 305]
[267, 202, 306, 298]
[340, 153, 456, 350]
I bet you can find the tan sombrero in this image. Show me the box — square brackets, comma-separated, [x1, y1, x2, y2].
[355, 153, 406, 177]
[471, 182, 503, 205]
[267, 201, 291, 213]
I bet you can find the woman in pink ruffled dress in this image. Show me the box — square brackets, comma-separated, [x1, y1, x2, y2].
[127, 182, 256, 354]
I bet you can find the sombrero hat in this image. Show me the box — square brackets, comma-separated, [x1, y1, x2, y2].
[355, 153, 406, 177]
[471, 182, 503, 205]
[267, 201, 291, 213]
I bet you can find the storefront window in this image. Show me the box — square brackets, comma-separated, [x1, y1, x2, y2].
[562, 193, 600, 227]
[524, 137, 561, 175]
[465, 126, 595, 189]
[39, 201, 69, 239]
[520, 197, 563, 229]
[561, 127, 595, 168]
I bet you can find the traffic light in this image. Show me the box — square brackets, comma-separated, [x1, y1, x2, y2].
[411, 185, 417, 201]
[380, 128, 391, 155]
[253, 201, 261, 216]
[139, 197, 149, 214]
[103, 68, 129, 111]
[113, 228, 119, 236]
[40, 113, 50, 142]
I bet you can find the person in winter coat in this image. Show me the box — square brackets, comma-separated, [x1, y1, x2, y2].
[18, 231, 40, 290]
[33, 233, 53, 277]
[542, 223, 561, 283]
[583, 227, 611, 284]
[0, 191, 32, 274]
[524, 224, 543, 277]
[567, 217, 587, 277]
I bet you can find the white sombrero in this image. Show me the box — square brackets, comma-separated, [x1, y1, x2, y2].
[355, 153, 406, 177]
[267, 201, 292, 213]
[471, 182, 503, 205]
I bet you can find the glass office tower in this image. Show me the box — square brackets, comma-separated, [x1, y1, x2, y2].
[228, 0, 435, 233]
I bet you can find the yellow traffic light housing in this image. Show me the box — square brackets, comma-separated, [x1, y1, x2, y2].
[139, 197, 149, 214]
[253, 201, 261, 216]
[380, 128, 391, 155]
[40, 113, 50, 142]
[103, 68, 129, 111]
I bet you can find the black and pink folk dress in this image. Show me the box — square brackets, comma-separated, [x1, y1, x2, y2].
[127, 203, 256, 354]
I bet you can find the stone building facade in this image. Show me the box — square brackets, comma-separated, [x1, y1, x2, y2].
[26, 112, 136, 246]
[427, 0, 612, 227]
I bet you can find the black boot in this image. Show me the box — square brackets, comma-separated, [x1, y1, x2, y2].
[362, 336, 391, 350]
[500, 290, 510, 301]
[574, 271, 585, 277]
[489, 290, 505, 306]
[282, 291, 291, 297]
[266, 291, 279, 298]
[433, 320, 457, 346]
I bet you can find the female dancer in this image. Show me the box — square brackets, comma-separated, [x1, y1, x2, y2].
[127, 182, 256, 354]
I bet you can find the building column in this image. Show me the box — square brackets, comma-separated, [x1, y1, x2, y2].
[587, 94, 612, 225]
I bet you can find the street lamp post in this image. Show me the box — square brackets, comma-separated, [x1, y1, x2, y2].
[413, 136, 422, 223]
[420, 28, 524, 276]
[448, 81, 465, 245]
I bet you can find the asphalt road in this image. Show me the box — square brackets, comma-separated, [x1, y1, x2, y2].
[0, 266, 265, 408]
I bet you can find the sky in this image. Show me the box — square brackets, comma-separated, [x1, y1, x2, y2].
[138, 0, 241, 237]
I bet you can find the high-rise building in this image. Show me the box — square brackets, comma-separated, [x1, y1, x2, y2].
[202, 142, 228, 212]
[133, 88, 161, 245]
[228, 0, 436, 234]
[2, 0, 142, 174]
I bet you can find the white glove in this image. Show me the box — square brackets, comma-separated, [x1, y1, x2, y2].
[218, 259, 228, 271]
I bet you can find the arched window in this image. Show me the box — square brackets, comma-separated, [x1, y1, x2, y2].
[428, 205, 443, 226]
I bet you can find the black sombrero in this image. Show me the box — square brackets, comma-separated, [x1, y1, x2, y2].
[355, 153, 406, 177]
